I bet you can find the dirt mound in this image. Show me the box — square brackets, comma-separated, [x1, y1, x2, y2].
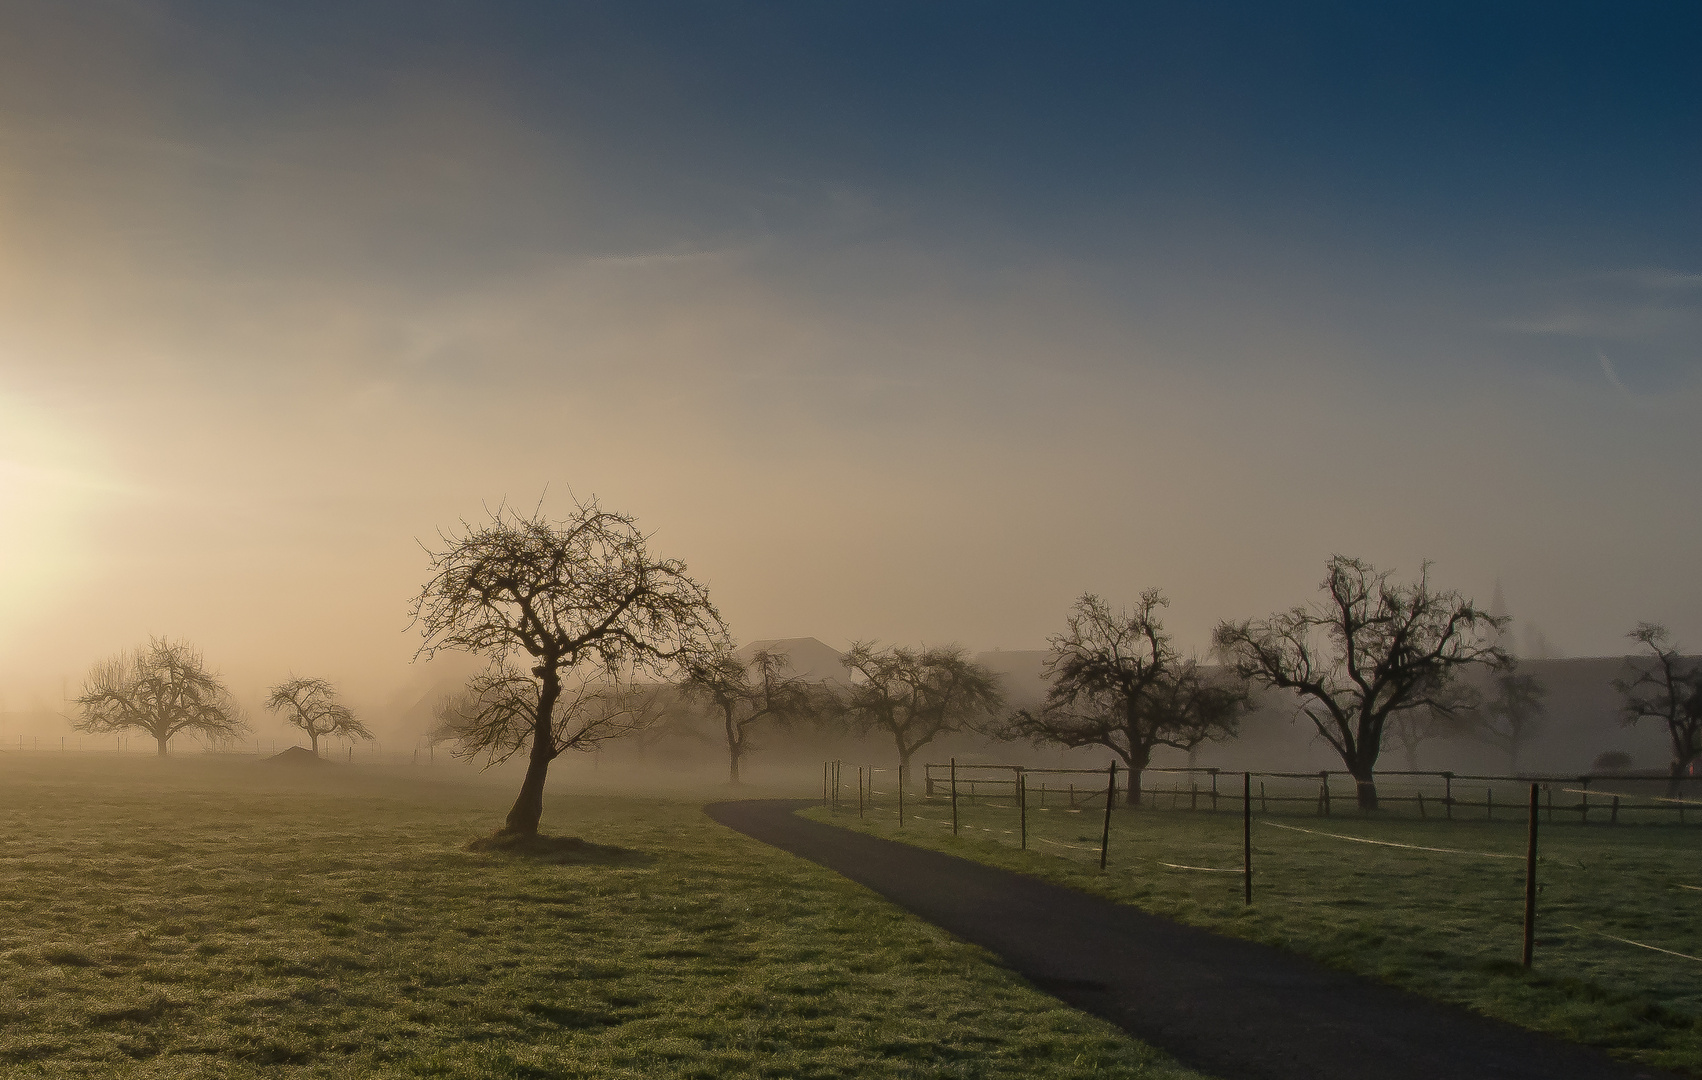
[263, 745, 329, 766]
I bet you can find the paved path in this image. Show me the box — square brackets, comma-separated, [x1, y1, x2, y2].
[706, 799, 1679, 1080]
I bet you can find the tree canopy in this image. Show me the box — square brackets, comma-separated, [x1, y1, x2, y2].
[412, 500, 725, 835]
[1614, 623, 1702, 792]
[1214, 556, 1508, 808]
[74, 638, 247, 756]
[837, 643, 1004, 773]
[266, 676, 371, 756]
[1003, 592, 1246, 805]
[680, 645, 814, 784]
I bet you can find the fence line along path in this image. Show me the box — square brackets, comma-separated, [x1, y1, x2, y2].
[706, 798, 1679, 1080]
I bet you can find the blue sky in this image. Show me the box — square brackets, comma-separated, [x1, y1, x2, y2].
[0, 1, 1698, 716]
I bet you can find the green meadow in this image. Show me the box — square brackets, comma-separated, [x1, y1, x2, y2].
[0, 754, 1206, 1080]
[807, 789, 1702, 1077]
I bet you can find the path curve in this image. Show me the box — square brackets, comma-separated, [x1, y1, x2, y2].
[705, 799, 1677, 1080]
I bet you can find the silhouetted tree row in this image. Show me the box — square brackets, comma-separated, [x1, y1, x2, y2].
[72, 637, 367, 758]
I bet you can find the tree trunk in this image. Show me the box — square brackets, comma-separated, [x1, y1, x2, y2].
[1120, 741, 1154, 807]
[310, 731, 320, 756]
[1351, 765, 1379, 810]
[725, 708, 742, 785]
[503, 670, 561, 836]
[155, 734, 169, 757]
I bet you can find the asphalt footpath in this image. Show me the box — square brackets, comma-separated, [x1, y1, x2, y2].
[705, 798, 1680, 1080]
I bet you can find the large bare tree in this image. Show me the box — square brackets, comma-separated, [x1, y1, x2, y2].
[681, 645, 813, 784]
[266, 676, 372, 756]
[74, 638, 248, 756]
[412, 500, 726, 836]
[1214, 556, 1508, 809]
[1003, 592, 1247, 806]
[1614, 624, 1702, 794]
[837, 643, 1004, 774]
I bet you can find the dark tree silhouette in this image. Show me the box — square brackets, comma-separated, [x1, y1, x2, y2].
[1614, 624, 1702, 794]
[1214, 556, 1508, 809]
[681, 645, 813, 784]
[1002, 592, 1247, 806]
[266, 676, 372, 756]
[74, 638, 247, 756]
[1473, 668, 1548, 772]
[837, 643, 1004, 773]
[412, 500, 725, 836]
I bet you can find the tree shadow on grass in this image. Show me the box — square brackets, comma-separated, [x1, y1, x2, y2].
[464, 833, 655, 867]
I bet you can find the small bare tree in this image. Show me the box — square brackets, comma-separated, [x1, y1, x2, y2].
[1215, 556, 1508, 809]
[266, 676, 372, 756]
[1003, 592, 1247, 806]
[681, 645, 813, 784]
[1614, 624, 1702, 794]
[837, 643, 1004, 774]
[74, 638, 247, 756]
[1473, 668, 1548, 773]
[412, 500, 725, 836]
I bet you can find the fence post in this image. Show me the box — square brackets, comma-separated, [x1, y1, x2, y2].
[1019, 773, 1027, 850]
[1260, 781, 1267, 814]
[1418, 791, 1427, 819]
[1243, 771, 1252, 905]
[950, 758, 959, 836]
[1444, 772, 1453, 820]
[1487, 786, 1493, 821]
[1579, 776, 1589, 824]
[1320, 772, 1331, 817]
[1211, 769, 1219, 811]
[1523, 782, 1539, 968]
[898, 763, 905, 828]
[858, 766, 865, 818]
[1610, 794, 1619, 825]
[1100, 762, 1117, 870]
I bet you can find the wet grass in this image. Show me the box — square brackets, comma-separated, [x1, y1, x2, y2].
[807, 792, 1702, 1076]
[0, 755, 1208, 1079]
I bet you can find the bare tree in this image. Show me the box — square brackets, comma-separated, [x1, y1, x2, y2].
[1614, 624, 1702, 794]
[1002, 592, 1247, 806]
[1473, 668, 1548, 773]
[266, 676, 372, 756]
[411, 500, 725, 836]
[74, 638, 247, 756]
[837, 643, 1004, 774]
[681, 645, 813, 784]
[1214, 556, 1508, 809]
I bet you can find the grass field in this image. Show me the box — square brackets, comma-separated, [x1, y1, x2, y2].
[0, 754, 1210, 1079]
[805, 788, 1702, 1077]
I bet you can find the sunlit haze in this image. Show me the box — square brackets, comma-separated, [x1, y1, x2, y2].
[3, 3, 1699, 742]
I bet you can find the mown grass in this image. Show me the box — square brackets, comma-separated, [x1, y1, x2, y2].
[806, 791, 1702, 1077]
[0, 755, 1209, 1079]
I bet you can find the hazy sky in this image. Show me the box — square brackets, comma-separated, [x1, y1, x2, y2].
[2, 2, 1699, 721]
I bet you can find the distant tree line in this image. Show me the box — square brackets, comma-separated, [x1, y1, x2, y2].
[70, 638, 370, 758]
[64, 496, 1702, 832]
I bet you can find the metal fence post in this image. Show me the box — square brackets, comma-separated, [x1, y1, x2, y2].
[950, 758, 959, 836]
[1243, 771, 1252, 905]
[1099, 762, 1117, 870]
[1523, 783, 1539, 968]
